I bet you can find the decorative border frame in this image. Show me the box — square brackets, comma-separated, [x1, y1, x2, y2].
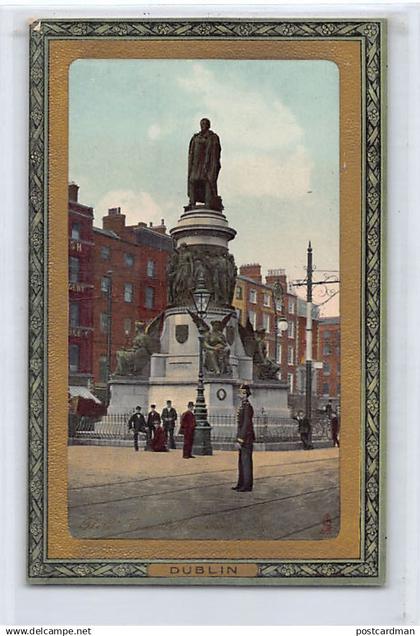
[28, 18, 385, 585]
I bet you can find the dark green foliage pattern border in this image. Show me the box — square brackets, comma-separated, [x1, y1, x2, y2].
[28, 18, 385, 585]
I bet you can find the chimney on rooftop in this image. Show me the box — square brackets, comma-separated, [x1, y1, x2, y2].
[103, 206, 126, 235]
[239, 263, 262, 283]
[68, 182, 79, 202]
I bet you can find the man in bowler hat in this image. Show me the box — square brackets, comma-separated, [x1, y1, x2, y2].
[179, 401, 196, 459]
[127, 405, 146, 452]
[232, 384, 255, 492]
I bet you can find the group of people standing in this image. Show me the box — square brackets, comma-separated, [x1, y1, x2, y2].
[127, 399, 196, 458]
[127, 383, 256, 492]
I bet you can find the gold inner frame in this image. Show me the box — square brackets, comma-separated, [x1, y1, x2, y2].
[48, 39, 362, 561]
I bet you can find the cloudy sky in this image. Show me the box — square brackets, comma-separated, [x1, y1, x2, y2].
[69, 59, 339, 315]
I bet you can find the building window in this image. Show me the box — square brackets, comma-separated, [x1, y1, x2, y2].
[124, 253, 134, 267]
[124, 283, 134, 303]
[249, 289, 257, 304]
[276, 343, 282, 363]
[69, 257, 80, 283]
[236, 308, 242, 321]
[235, 286, 243, 300]
[147, 259, 156, 278]
[323, 340, 332, 355]
[288, 346, 294, 365]
[99, 355, 108, 383]
[123, 318, 132, 336]
[69, 302, 79, 328]
[100, 312, 109, 333]
[263, 292, 271, 307]
[100, 245, 110, 260]
[288, 321, 295, 339]
[288, 373, 294, 393]
[323, 330, 331, 339]
[248, 310, 257, 329]
[69, 344, 80, 373]
[322, 382, 329, 396]
[101, 276, 110, 293]
[288, 299, 295, 314]
[71, 222, 80, 240]
[262, 313, 270, 332]
[145, 286, 155, 309]
[323, 362, 331, 375]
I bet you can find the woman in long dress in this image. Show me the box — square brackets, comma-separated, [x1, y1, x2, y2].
[151, 421, 168, 452]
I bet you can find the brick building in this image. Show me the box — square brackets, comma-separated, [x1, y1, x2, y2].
[233, 264, 317, 395]
[317, 316, 341, 406]
[92, 208, 172, 389]
[68, 183, 94, 387]
[67, 185, 173, 395]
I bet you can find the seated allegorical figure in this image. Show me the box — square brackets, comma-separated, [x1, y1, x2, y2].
[114, 315, 163, 377]
[253, 328, 280, 380]
[203, 320, 231, 376]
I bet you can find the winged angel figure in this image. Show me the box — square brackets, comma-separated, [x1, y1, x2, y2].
[238, 319, 280, 381]
[114, 313, 164, 377]
[188, 309, 234, 376]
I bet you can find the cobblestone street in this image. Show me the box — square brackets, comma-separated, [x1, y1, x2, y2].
[68, 446, 340, 540]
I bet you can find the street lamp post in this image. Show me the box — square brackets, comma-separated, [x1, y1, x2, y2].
[305, 243, 313, 423]
[105, 269, 113, 406]
[271, 281, 288, 365]
[191, 273, 213, 456]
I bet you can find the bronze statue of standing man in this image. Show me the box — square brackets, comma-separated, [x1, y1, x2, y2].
[188, 118, 222, 212]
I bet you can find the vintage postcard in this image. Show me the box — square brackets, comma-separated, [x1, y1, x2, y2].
[28, 18, 386, 585]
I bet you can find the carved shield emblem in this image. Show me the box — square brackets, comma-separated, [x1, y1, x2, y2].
[175, 324, 189, 344]
[226, 325, 235, 346]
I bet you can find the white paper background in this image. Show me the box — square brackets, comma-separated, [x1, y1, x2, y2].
[0, 0, 419, 626]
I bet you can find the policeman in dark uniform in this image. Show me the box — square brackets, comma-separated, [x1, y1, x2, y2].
[232, 384, 255, 492]
[127, 406, 146, 452]
[146, 404, 161, 451]
[161, 400, 178, 449]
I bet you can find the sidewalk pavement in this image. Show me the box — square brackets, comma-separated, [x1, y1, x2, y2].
[68, 446, 339, 541]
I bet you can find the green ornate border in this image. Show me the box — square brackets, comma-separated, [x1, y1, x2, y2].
[28, 18, 386, 585]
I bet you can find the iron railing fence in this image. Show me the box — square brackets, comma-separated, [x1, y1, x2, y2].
[70, 412, 332, 444]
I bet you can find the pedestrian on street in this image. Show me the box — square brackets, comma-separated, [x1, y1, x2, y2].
[151, 420, 169, 452]
[232, 384, 255, 492]
[127, 406, 146, 452]
[146, 404, 160, 451]
[179, 401, 196, 459]
[325, 399, 333, 420]
[294, 410, 314, 450]
[331, 412, 340, 447]
[161, 400, 178, 449]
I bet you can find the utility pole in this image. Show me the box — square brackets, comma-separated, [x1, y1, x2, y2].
[293, 243, 340, 425]
[106, 270, 113, 406]
[305, 242, 313, 423]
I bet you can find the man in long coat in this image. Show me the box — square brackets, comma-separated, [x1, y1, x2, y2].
[232, 384, 255, 492]
[188, 118, 221, 210]
[331, 412, 340, 447]
[179, 401, 196, 459]
[294, 410, 313, 450]
[161, 400, 178, 449]
[127, 405, 146, 452]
